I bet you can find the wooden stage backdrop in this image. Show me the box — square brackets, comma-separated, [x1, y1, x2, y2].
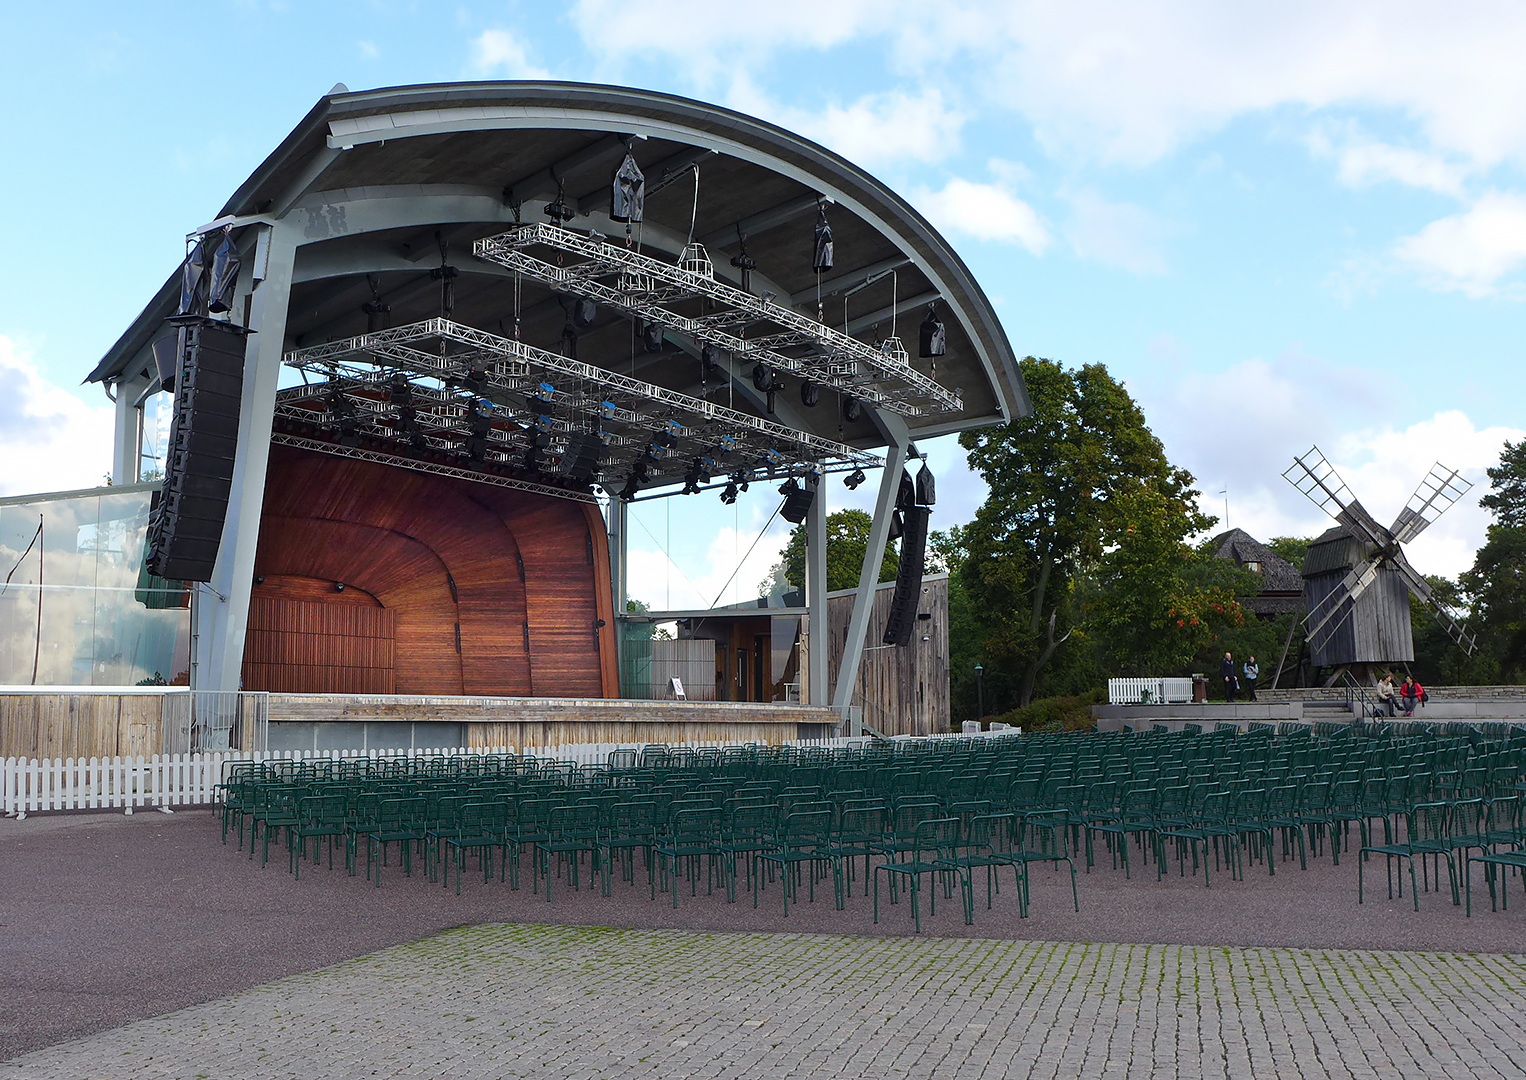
[244, 448, 618, 698]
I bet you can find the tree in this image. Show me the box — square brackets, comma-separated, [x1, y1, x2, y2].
[765, 508, 898, 595]
[1086, 485, 1231, 675]
[1266, 536, 1314, 570]
[1461, 439, 1526, 682]
[957, 357, 1204, 707]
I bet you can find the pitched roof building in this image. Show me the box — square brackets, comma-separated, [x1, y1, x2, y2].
[1209, 528, 1304, 618]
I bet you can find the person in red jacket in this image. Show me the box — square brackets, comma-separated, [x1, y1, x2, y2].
[1400, 676, 1425, 717]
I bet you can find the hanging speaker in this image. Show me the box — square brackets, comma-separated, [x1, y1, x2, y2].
[779, 482, 816, 525]
[882, 506, 930, 647]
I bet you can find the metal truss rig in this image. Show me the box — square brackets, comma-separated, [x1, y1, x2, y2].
[473, 223, 962, 418]
[280, 318, 881, 492]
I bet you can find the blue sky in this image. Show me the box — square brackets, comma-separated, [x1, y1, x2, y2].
[2, 2, 1523, 606]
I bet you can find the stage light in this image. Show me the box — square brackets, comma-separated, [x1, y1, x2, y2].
[619, 474, 641, 502]
[800, 380, 821, 408]
[844, 468, 866, 490]
[701, 343, 724, 384]
[842, 396, 863, 423]
[918, 303, 947, 359]
[752, 364, 776, 392]
[642, 320, 665, 353]
[720, 482, 739, 504]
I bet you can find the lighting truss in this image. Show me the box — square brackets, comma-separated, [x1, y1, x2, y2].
[270, 432, 599, 503]
[472, 223, 962, 417]
[280, 318, 880, 491]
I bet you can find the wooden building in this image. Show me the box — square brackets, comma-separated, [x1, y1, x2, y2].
[1303, 525, 1414, 667]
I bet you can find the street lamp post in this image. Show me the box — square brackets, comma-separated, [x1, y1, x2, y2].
[974, 663, 984, 721]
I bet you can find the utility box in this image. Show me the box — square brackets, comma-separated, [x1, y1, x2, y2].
[1191, 675, 1208, 703]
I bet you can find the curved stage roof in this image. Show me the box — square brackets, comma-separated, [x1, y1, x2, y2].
[92, 82, 1026, 463]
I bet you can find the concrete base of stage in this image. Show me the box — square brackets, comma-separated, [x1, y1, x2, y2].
[265, 694, 840, 752]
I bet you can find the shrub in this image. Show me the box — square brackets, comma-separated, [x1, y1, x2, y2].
[983, 688, 1105, 734]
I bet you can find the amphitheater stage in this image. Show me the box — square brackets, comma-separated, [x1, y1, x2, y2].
[1093, 686, 1526, 732]
[265, 694, 841, 752]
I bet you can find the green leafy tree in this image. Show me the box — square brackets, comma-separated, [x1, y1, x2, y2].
[1460, 439, 1526, 682]
[958, 357, 1204, 708]
[765, 509, 898, 595]
[1087, 485, 1232, 675]
[1266, 535, 1314, 570]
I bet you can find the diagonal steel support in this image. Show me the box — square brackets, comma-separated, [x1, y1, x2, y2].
[832, 413, 910, 723]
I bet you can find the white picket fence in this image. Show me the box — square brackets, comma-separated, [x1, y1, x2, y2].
[1108, 677, 1194, 705]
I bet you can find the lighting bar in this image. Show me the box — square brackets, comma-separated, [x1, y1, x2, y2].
[473, 223, 962, 416]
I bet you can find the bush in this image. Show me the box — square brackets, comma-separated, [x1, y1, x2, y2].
[984, 688, 1106, 734]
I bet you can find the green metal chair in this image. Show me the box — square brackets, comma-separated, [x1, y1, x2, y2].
[873, 817, 968, 932]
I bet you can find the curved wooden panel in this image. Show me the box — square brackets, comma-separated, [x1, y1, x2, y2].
[246, 447, 608, 697]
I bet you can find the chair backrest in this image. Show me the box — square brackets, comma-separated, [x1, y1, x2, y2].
[671, 806, 722, 842]
[912, 817, 960, 856]
[781, 810, 833, 847]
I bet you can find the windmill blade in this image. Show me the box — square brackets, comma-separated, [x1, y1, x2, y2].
[1304, 555, 1380, 649]
[1390, 463, 1472, 545]
[1282, 446, 1392, 547]
[1390, 549, 1478, 656]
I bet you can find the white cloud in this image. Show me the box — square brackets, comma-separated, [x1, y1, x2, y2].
[1064, 189, 1172, 274]
[725, 80, 966, 167]
[915, 177, 1050, 253]
[471, 29, 551, 79]
[1392, 192, 1526, 297]
[0, 336, 115, 498]
[1138, 352, 1522, 578]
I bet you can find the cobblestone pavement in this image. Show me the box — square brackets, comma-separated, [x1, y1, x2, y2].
[4, 924, 1524, 1080]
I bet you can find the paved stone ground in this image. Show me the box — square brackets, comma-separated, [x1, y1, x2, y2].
[3, 924, 1524, 1080]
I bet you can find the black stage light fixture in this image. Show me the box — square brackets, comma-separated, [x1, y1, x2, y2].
[389, 374, 412, 407]
[573, 297, 598, 329]
[813, 204, 834, 273]
[799, 380, 821, 408]
[701, 343, 724, 384]
[641, 320, 665, 353]
[842, 396, 863, 423]
[363, 275, 392, 333]
[918, 303, 947, 359]
[752, 363, 776, 392]
[844, 468, 866, 491]
[206, 226, 241, 315]
[720, 482, 739, 505]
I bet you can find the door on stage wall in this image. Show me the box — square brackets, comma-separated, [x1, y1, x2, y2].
[242, 592, 397, 694]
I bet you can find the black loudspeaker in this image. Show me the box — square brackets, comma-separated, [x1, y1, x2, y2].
[882, 505, 930, 647]
[146, 319, 248, 582]
[780, 481, 816, 524]
[556, 432, 604, 481]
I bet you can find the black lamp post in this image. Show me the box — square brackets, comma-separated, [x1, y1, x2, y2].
[974, 663, 984, 721]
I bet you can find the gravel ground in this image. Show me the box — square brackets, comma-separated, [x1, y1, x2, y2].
[3, 807, 1524, 1062]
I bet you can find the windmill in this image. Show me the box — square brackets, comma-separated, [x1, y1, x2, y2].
[1282, 447, 1477, 677]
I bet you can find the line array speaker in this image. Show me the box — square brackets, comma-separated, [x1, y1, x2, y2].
[146, 318, 249, 582]
[882, 505, 930, 647]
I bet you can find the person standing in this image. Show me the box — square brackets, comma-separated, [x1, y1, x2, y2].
[1243, 655, 1259, 701]
[1221, 651, 1237, 702]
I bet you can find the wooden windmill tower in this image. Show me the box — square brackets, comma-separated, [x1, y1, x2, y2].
[1283, 447, 1477, 677]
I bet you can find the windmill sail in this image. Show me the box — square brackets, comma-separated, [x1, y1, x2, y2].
[1282, 447, 1391, 547]
[1390, 463, 1472, 546]
[1390, 549, 1478, 655]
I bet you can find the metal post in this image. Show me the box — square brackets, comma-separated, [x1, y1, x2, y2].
[805, 474, 829, 705]
[111, 373, 151, 485]
[832, 429, 909, 724]
[608, 496, 628, 694]
[195, 222, 297, 691]
[975, 663, 984, 721]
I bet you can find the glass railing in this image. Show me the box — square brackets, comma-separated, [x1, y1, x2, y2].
[0, 484, 190, 686]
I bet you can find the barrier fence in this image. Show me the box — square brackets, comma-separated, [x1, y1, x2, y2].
[2, 729, 1022, 816]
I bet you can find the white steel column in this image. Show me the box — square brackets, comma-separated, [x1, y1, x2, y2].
[833, 427, 909, 722]
[608, 496, 628, 693]
[194, 222, 297, 691]
[111, 373, 151, 485]
[805, 474, 829, 705]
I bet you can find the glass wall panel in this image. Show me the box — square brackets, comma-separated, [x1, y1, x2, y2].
[0, 485, 190, 686]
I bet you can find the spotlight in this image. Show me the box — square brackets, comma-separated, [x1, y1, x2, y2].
[919, 303, 947, 359]
[842, 396, 863, 423]
[720, 482, 739, 505]
[752, 364, 777, 392]
[641, 320, 666, 353]
[701, 343, 724, 383]
[800, 380, 821, 408]
[619, 473, 641, 502]
[844, 468, 867, 491]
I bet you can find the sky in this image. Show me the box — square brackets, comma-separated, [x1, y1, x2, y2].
[1, 2, 1523, 610]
